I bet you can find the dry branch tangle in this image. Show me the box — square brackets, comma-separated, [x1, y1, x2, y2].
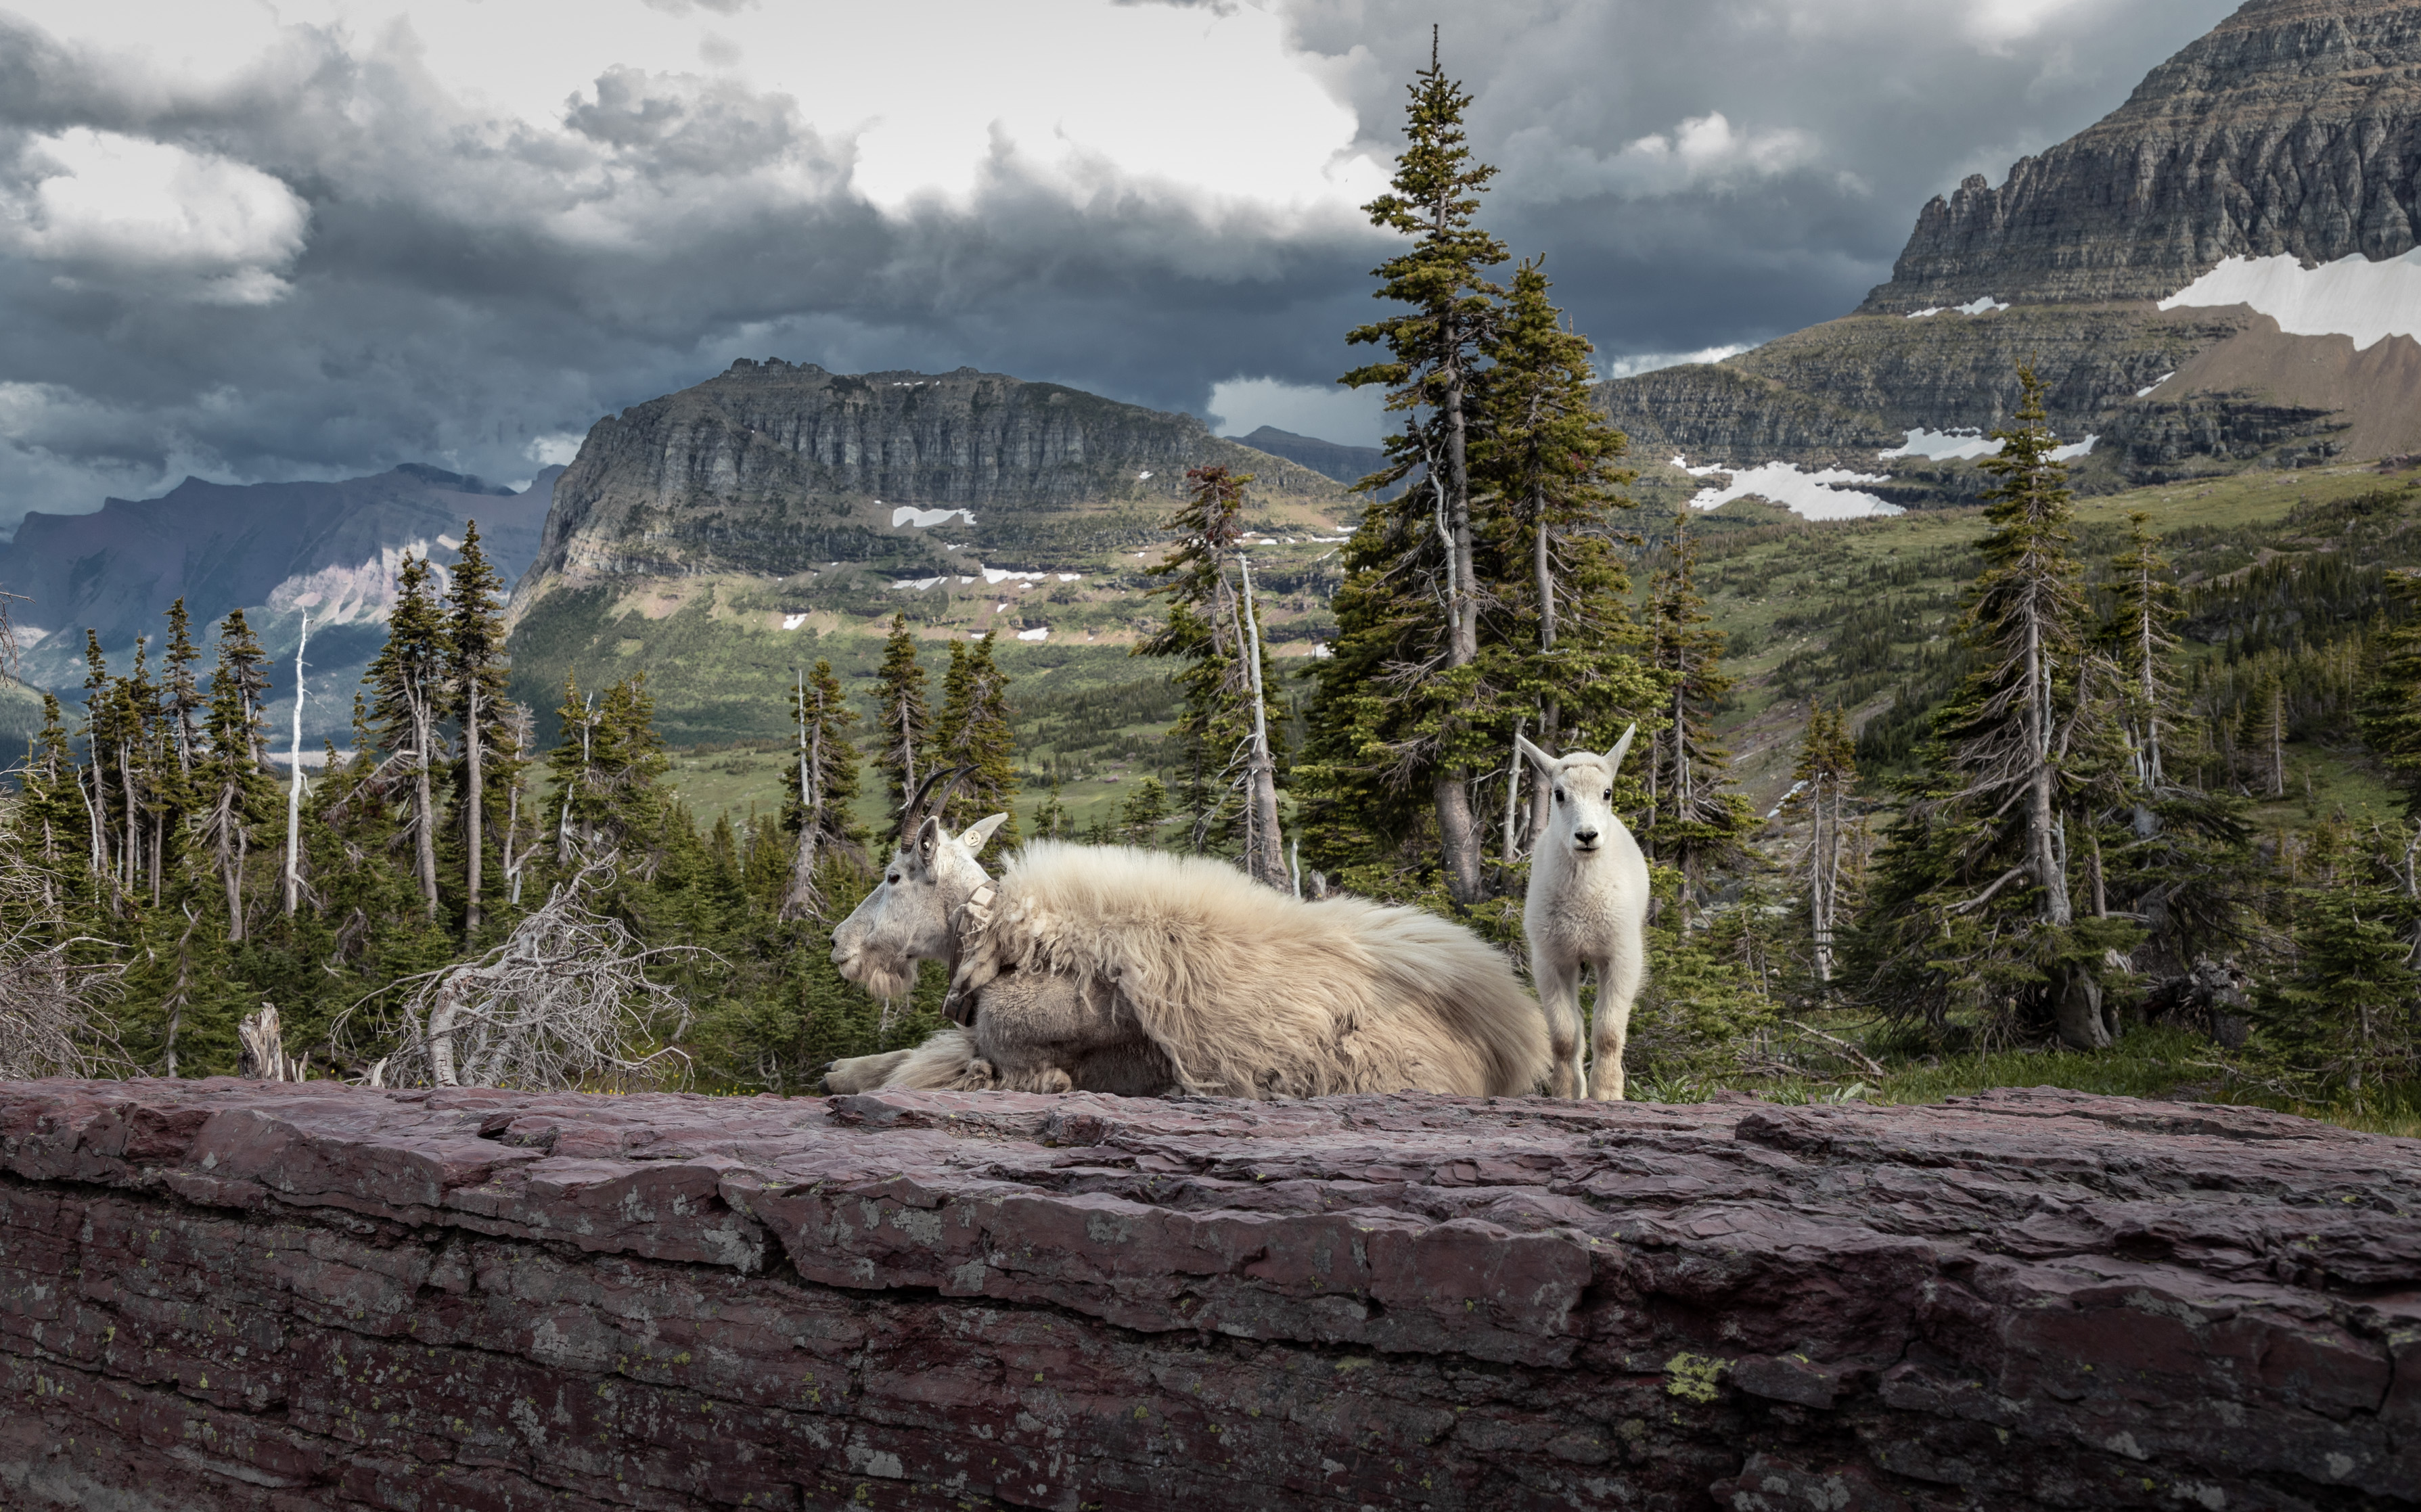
[0, 1080, 2411, 1510]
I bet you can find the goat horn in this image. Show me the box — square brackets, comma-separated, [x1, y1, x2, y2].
[897, 763, 977, 844]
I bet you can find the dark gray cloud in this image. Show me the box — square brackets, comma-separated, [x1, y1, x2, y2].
[0, 0, 2239, 531]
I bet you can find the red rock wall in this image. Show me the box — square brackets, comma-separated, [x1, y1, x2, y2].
[0, 1079, 2411, 1510]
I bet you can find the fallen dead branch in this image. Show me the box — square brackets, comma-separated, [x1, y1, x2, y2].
[338, 862, 708, 1091]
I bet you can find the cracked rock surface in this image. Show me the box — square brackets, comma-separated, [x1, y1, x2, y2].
[0, 1078, 2411, 1510]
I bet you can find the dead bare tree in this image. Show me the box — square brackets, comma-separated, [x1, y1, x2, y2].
[338, 861, 704, 1091]
[237, 1003, 308, 1080]
[497, 701, 540, 906]
[0, 802, 126, 1079]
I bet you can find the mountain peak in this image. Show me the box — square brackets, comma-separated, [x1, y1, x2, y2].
[1862, 0, 2421, 311]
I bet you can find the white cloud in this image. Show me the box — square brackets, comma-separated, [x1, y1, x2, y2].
[1601, 344, 1750, 380]
[1208, 375, 1386, 445]
[1963, 0, 2097, 51]
[1, 129, 309, 302]
[1501, 112, 1820, 202]
[525, 433, 587, 466]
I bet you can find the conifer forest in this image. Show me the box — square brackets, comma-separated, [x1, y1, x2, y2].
[7, 52, 2421, 1134]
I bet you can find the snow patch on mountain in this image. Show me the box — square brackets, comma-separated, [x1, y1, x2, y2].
[1678, 459, 1901, 520]
[2160, 250, 2421, 350]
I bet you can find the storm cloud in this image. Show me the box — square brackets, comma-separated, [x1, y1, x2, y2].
[0, 0, 2239, 530]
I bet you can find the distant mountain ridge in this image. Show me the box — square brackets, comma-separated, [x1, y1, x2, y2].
[1601, 0, 2421, 505]
[1232, 426, 1387, 487]
[0, 464, 558, 739]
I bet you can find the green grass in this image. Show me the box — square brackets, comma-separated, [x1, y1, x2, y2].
[1635, 1024, 2421, 1138]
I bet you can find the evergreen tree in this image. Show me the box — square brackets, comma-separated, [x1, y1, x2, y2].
[777, 659, 866, 920]
[1642, 504, 1755, 916]
[1472, 256, 1645, 851]
[1033, 777, 1070, 841]
[2100, 514, 2253, 976]
[198, 613, 277, 940]
[13, 695, 85, 886]
[1121, 775, 1171, 848]
[932, 631, 1018, 850]
[1849, 365, 2135, 1048]
[2361, 569, 2421, 815]
[154, 600, 204, 893]
[547, 670, 669, 865]
[1333, 32, 1509, 902]
[2257, 824, 2421, 1105]
[444, 523, 511, 936]
[1140, 465, 1287, 880]
[367, 555, 451, 919]
[872, 614, 933, 823]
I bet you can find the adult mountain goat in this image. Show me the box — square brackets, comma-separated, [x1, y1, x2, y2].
[824, 783, 1549, 1100]
[1518, 727, 1651, 1100]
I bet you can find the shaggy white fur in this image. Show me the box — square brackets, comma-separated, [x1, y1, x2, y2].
[1518, 731, 1651, 1101]
[943, 842, 1550, 1099]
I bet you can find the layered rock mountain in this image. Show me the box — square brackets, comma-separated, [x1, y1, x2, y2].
[513, 361, 1341, 616]
[1868, 0, 2421, 311]
[503, 362, 1349, 745]
[0, 465, 556, 741]
[1605, 0, 2421, 508]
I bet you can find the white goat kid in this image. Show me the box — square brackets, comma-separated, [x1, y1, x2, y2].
[1518, 726, 1650, 1101]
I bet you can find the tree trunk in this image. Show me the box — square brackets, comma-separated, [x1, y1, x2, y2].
[1434, 769, 1483, 902]
[2026, 612, 2071, 927]
[119, 743, 138, 892]
[412, 691, 440, 921]
[1236, 555, 1288, 890]
[286, 613, 308, 917]
[1530, 497, 1557, 844]
[463, 679, 484, 936]
[231, 829, 248, 943]
[781, 672, 823, 921]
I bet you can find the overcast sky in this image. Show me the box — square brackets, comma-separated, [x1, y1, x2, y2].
[0, 0, 2240, 530]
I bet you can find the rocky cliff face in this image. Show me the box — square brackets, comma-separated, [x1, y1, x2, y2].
[0, 1078, 2412, 1510]
[1605, 0, 2421, 503]
[1864, 0, 2421, 311]
[514, 361, 1342, 613]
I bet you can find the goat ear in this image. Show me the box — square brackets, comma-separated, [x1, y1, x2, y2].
[1604, 723, 1637, 775]
[959, 812, 1010, 853]
[1514, 732, 1556, 773]
[914, 815, 947, 869]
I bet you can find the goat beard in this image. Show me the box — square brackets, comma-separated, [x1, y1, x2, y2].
[843, 950, 916, 1003]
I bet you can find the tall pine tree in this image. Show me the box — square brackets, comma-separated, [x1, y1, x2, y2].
[932, 632, 1018, 850]
[872, 614, 933, 825]
[1333, 31, 1508, 902]
[1140, 465, 1288, 881]
[778, 659, 866, 921]
[367, 555, 451, 919]
[1642, 503, 1754, 916]
[1851, 365, 2134, 1047]
[445, 523, 511, 936]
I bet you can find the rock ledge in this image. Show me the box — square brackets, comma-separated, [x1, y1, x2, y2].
[0, 1078, 2412, 1509]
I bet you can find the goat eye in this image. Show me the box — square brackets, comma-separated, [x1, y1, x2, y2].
[1553, 789, 1562, 804]
[1603, 789, 1612, 800]
[887, 873, 899, 884]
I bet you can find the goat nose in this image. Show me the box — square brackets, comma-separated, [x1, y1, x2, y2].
[1574, 829, 1599, 844]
